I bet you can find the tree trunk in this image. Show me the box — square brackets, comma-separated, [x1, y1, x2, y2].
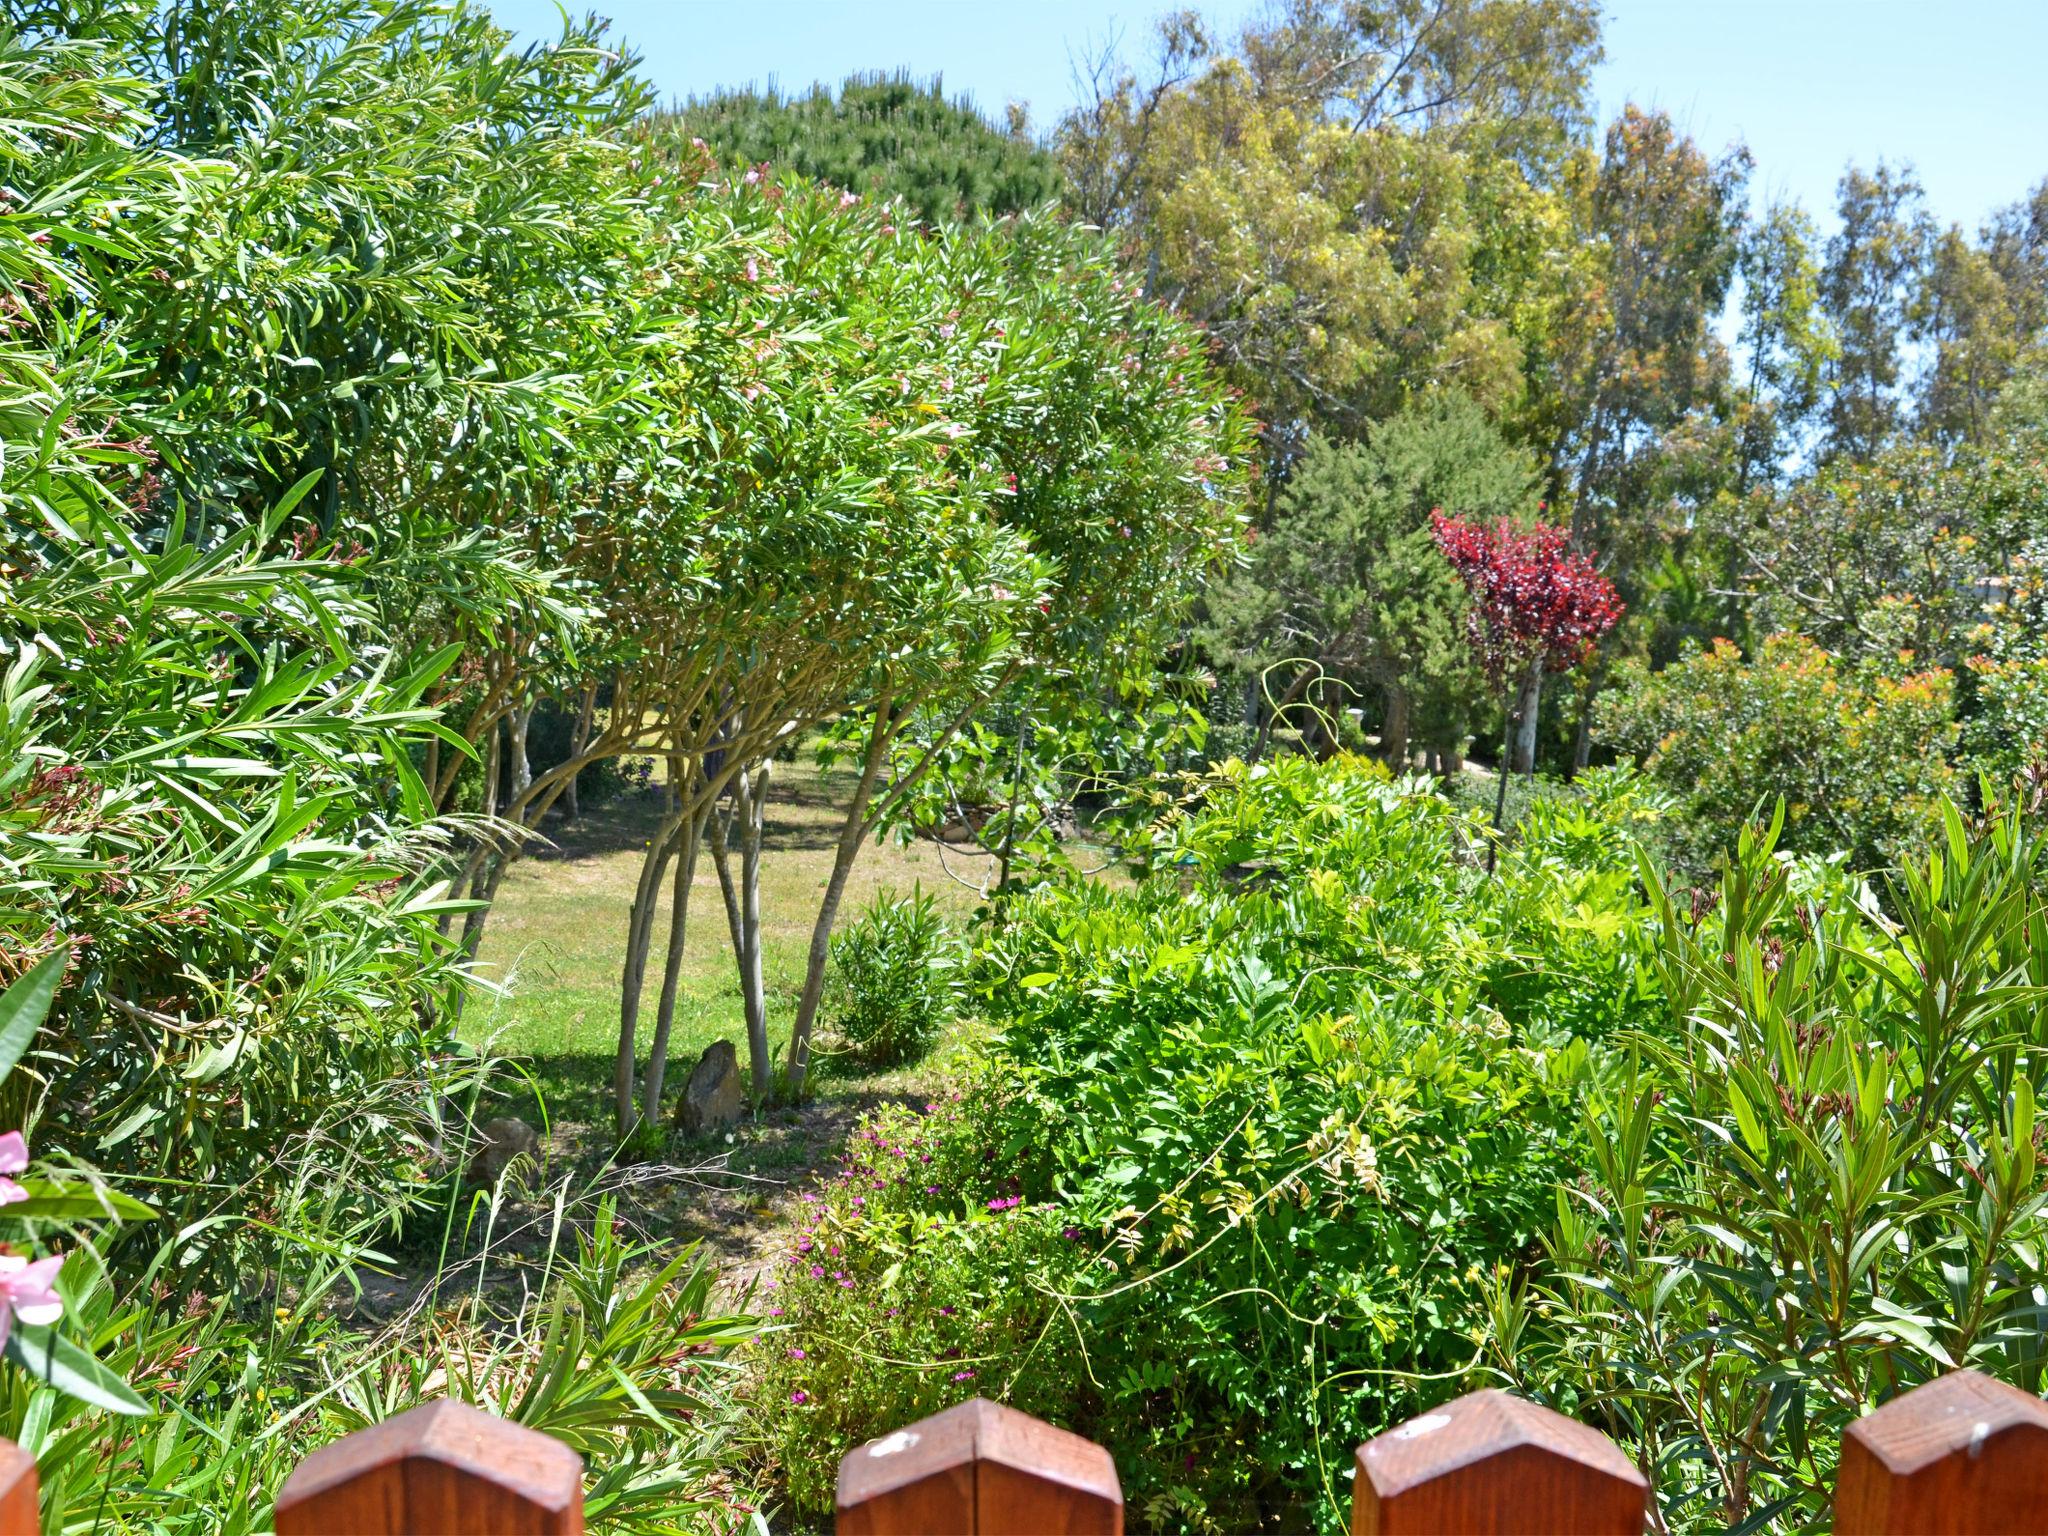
[1510, 661, 1543, 775]
[1568, 665, 1604, 778]
[1380, 681, 1411, 768]
[440, 717, 507, 948]
[713, 766, 773, 1099]
[783, 712, 891, 1101]
[1488, 710, 1513, 876]
[1571, 693, 1595, 777]
[564, 685, 596, 822]
[482, 714, 503, 818]
[616, 807, 685, 1137]
[641, 791, 703, 1129]
[506, 699, 534, 810]
[737, 763, 768, 1092]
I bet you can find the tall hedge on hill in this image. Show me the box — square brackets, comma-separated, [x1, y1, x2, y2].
[662, 73, 1062, 223]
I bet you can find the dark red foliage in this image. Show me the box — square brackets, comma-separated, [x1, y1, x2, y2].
[1430, 510, 1624, 684]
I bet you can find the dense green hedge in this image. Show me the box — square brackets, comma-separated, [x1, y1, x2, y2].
[753, 756, 1671, 1530]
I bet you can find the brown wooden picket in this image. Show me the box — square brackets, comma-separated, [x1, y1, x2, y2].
[272, 1398, 583, 1535]
[836, 1396, 1123, 1535]
[2, 1366, 2047, 1534]
[1835, 1369, 2048, 1534]
[0, 1441, 33, 1536]
[1351, 1386, 1647, 1535]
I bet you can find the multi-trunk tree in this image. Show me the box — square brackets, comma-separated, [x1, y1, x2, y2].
[588, 162, 1253, 1126]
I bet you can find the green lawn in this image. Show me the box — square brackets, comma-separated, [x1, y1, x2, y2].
[463, 755, 984, 1142]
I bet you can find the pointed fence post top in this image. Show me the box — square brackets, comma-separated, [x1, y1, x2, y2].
[274, 1399, 584, 1536]
[1837, 1368, 2048, 1534]
[836, 1396, 1123, 1535]
[1353, 1388, 1647, 1536]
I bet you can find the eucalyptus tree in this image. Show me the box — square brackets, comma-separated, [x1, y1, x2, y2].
[1915, 179, 2048, 448]
[1732, 201, 1836, 487]
[1528, 104, 1747, 770]
[1055, 0, 1601, 468]
[1818, 162, 1931, 463]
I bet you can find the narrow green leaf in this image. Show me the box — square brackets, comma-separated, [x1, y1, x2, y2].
[0, 947, 67, 1087]
[6, 1324, 150, 1415]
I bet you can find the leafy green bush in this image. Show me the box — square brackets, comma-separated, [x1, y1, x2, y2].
[1597, 633, 1961, 873]
[1506, 798, 2048, 1532]
[762, 756, 1665, 1530]
[822, 888, 961, 1069]
[973, 755, 1665, 1529]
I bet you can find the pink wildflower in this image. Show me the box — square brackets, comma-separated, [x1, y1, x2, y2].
[0, 1132, 29, 1205]
[0, 1254, 63, 1348]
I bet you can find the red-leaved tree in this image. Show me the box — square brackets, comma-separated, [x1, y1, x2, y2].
[1431, 510, 1623, 862]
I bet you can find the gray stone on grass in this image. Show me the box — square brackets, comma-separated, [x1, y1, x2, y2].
[676, 1039, 744, 1136]
[469, 1116, 540, 1183]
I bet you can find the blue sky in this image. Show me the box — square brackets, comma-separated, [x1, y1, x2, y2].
[485, 0, 2048, 234]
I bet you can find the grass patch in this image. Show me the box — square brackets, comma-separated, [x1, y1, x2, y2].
[464, 755, 983, 1141]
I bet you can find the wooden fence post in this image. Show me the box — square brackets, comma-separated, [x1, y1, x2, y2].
[836, 1397, 1122, 1535]
[1836, 1368, 2048, 1534]
[1352, 1388, 1648, 1535]
[0, 1439, 35, 1536]
[274, 1399, 583, 1536]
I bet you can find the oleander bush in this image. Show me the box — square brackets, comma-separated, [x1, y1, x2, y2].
[822, 888, 962, 1069]
[7, 1197, 759, 1533]
[1505, 794, 2048, 1532]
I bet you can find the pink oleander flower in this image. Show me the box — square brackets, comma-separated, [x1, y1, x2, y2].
[0, 1131, 29, 1205]
[0, 1253, 64, 1348]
